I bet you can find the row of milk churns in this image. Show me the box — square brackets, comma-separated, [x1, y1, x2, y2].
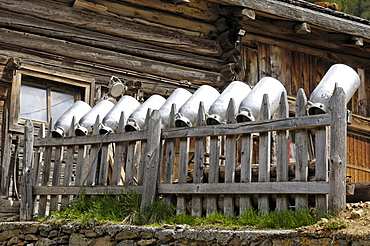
[52, 64, 360, 137]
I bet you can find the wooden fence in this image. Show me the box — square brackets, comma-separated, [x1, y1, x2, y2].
[20, 87, 347, 220]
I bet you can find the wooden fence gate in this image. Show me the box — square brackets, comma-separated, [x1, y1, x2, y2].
[20, 87, 347, 220]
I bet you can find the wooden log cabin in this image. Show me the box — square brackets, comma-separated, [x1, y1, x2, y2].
[0, 0, 369, 200]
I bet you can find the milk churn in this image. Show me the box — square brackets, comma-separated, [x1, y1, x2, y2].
[237, 77, 286, 122]
[308, 64, 360, 115]
[206, 81, 252, 125]
[174, 85, 220, 127]
[75, 100, 115, 136]
[99, 95, 140, 134]
[159, 88, 192, 129]
[52, 101, 92, 137]
[125, 94, 166, 131]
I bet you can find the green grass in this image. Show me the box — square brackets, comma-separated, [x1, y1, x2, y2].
[41, 191, 321, 230]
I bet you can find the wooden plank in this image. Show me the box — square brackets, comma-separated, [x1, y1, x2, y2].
[0, 1, 221, 56]
[239, 132, 253, 214]
[315, 126, 328, 216]
[73, 0, 218, 37]
[49, 146, 64, 212]
[157, 182, 330, 195]
[34, 185, 142, 195]
[163, 105, 176, 207]
[295, 89, 309, 210]
[162, 114, 331, 139]
[98, 143, 111, 185]
[242, 46, 259, 86]
[176, 137, 189, 215]
[75, 145, 87, 186]
[329, 86, 347, 213]
[141, 110, 162, 209]
[125, 141, 136, 186]
[0, 92, 12, 196]
[20, 120, 34, 221]
[357, 68, 368, 116]
[85, 116, 100, 186]
[276, 91, 289, 211]
[111, 113, 126, 185]
[33, 124, 46, 186]
[192, 103, 206, 216]
[138, 110, 151, 185]
[212, 0, 370, 40]
[38, 118, 54, 217]
[0, 9, 223, 72]
[0, 28, 223, 86]
[207, 135, 219, 215]
[258, 94, 271, 215]
[224, 99, 236, 217]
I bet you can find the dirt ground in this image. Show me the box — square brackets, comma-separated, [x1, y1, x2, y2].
[299, 202, 370, 235]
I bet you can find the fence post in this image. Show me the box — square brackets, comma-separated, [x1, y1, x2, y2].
[20, 119, 34, 221]
[141, 110, 162, 209]
[329, 86, 347, 213]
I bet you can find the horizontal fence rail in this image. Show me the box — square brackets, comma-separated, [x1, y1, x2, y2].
[21, 87, 347, 220]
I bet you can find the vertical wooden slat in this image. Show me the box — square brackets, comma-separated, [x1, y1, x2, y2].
[112, 112, 126, 185]
[239, 132, 253, 214]
[141, 110, 162, 209]
[243, 46, 259, 86]
[329, 86, 347, 213]
[98, 142, 111, 185]
[33, 123, 45, 186]
[38, 118, 53, 217]
[295, 89, 309, 210]
[315, 126, 328, 216]
[224, 99, 236, 217]
[75, 145, 87, 186]
[207, 135, 219, 215]
[276, 91, 289, 211]
[192, 102, 205, 216]
[138, 109, 151, 185]
[49, 145, 64, 212]
[163, 104, 176, 206]
[258, 94, 271, 215]
[125, 141, 136, 186]
[20, 120, 34, 221]
[61, 117, 76, 205]
[86, 116, 100, 185]
[177, 136, 189, 215]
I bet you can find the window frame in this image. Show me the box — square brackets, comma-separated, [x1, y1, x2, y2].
[10, 64, 95, 132]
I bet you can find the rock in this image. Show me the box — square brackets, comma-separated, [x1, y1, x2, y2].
[69, 233, 89, 246]
[24, 234, 38, 241]
[85, 229, 99, 238]
[90, 236, 117, 246]
[0, 229, 20, 241]
[351, 210, 364, 219]
[115, 231, 138, 240]
[229, 237, 242, 246]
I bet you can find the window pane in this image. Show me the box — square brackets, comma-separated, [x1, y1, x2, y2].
[51, 90, 75, 122]
[20, 84, 47, 122]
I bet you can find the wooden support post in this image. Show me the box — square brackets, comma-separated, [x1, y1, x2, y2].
[112, 112, 126, 185]
[329, 86, 347, 213]
[276, 91, 289, 211]
[141, 110, 162, 209]
[20, 120, 34, 221]
[207, 134, 219, 216]
[61, 117, 75, 205]
[138, 109, 152, 185]
[177, 136, 189, 215]
[258, 94, 271, 215]
[86, 115, 100, 186]
[295, 89, 309, 210]
[163, 104, 176, 207]
[192, 102, 206, 216]
[224, 99, 236, 217]
[33, 123, 45, 187]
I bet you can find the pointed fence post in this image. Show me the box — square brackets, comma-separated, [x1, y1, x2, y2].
[112, 112, 126, 185]
[21, 120, 34, 221]
[329, 86, 347, 213]
[141, 110, 162, 209]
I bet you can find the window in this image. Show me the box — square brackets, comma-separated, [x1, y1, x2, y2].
[10, 64, 94, 132]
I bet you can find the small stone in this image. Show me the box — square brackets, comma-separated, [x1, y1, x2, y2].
[7, 236, 20, 245]
[140, 231, 153, 239]
[69, 233, 89, 246]
[21, 224, 38, 234]
[351, 210, 364, 219]
[85, 229, 99, 238]
[229, 237, 242, 246]
[115, 231, 138, 240]
[48, 230, 59, 238]
[90, 236, 117, 246]
[25, 234, 38, 241]
[0, 229, 20, 241]
[138, 239, 157, 245]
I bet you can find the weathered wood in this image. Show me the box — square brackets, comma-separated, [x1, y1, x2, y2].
[295, 89, 309, 210]
[85, 116, 100, 186]
[33, 124, 46, 186]
[162, 114, 331, 139]
[163, 105, 176, 206]
[138, 109, 151, 185]
[329, 86, 347, 213]
[111, 112, 126, 185]
[49, 145, 64, 212]
[258, 94, 271, 215]
[98, 143, 111, 185]
[294, 22, 311, 34]
[158, 182, 330, 195]
[224, 99, 237, 216]
[73, 0, 218, 37]
[315, 126, 328, 216]
[20, 120, 34, 221]
[0, 96, 12, 196]
[207, 135, 220, 215]
[177, 137, 189, 215]
[346, 182, 370, 203]
[38, 118, 54, 217]
[276, 91, 289, 211]
[239, 132, 253, 213]
[141, 110, 162, 209]
[125, 141, 136, 186]
[0, 1, 221, 57]
[34, 185, 142, 195]
[0, 28, 223, 86]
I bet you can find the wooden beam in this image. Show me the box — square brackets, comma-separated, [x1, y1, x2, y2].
[0, 9, 223, 72]
[0, 28, 223, 85]
[0, 0, 221, 57]
[210, 0, 370, 40]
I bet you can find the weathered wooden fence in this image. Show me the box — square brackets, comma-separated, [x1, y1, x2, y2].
[20, 87, 347, 220]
